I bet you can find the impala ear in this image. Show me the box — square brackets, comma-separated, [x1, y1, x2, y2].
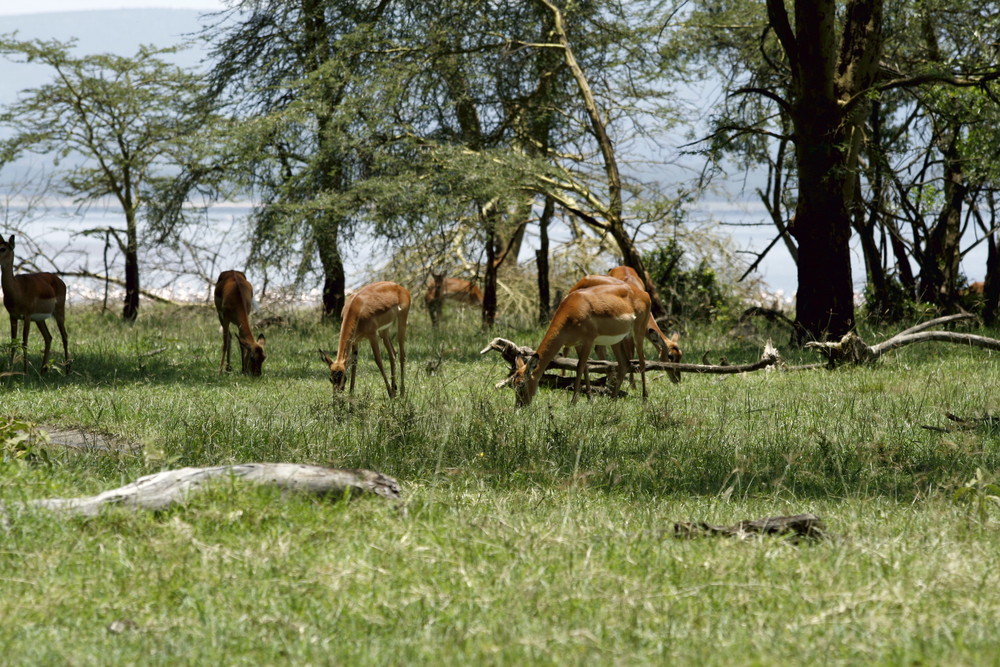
[670, 332, 680, 343]
[319, 348, 334, 366]
[6, 235, 13, 246]
[257, 334, 266, 348]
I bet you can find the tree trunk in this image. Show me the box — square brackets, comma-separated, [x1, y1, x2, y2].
[536, 197, 553, 325]
[856, 100, 890, 317]
[767, 0, 882, 341]
[122, 212, 140, 322]
[317, 222, 346, 322]
[984, 224, 999, 325]
[918, 132, 965, 310]
[482, 212, 498, 328]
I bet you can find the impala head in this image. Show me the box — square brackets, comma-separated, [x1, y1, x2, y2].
[243, 334, 266, 376]
[320, 348, 348, 392]
[0, 234, 14, 267]
[512, 353, 540, 407]
[662, 332, 682, 384]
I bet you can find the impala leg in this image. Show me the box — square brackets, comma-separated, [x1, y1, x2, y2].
[220, 324, 232, 373]
[634, 329, 648, 400]
[55, 314, 70, 368]
[396, 314, 407, 397]
[609, 342, 629, 398]
[622, 338, 637, 388]
[572, 341, 594, 404]
[348, 345, 359, 394]
[20, 315, 30, 373]
[369, 336, 394, 398]
[36, 319, 53, 373]
[379, 330, 397, 394]
[8, 315, 17, 371]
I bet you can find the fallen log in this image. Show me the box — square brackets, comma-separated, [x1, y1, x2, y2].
[804, 313, 995, 367]
[8, 463, 401, 517]
[480, 337, 782, 389]
[674, 513, 824, 541]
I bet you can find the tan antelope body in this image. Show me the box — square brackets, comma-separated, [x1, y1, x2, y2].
[607, 266, 682, 383]
[0, 235, 69, 373]
[214, 270, 266, 376]
[321, 281, 410, 398]
[512, 282, 649, 407]
[567, 267, 682, 384]
[424, 275, 483, 326]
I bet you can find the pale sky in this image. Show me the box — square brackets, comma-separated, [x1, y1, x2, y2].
[0, 1, 224, 16]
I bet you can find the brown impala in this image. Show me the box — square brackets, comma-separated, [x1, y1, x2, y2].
[512, 281, 649, 407]
[214, 270, 266, 376]
[321, 281, 410, 398]
[0, 234, 70, 373]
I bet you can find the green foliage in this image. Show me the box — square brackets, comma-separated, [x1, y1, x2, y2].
[0, 417, 51, 466]
[861, 278, 935, 323]
[644, 239, 738, 322]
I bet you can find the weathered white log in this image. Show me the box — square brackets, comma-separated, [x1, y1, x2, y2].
[11, 463, 401, 517]
[481, 337, 782, 390]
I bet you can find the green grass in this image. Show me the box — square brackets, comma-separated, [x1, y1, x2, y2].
[3, 302, 1000, 664]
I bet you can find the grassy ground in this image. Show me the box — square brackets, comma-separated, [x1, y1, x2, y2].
[2, 301, 1000, 664]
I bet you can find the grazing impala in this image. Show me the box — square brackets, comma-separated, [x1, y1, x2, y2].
[214, 270, 266, 376]
[424, 274, 484, 326]
[512, 282, 649, 407]
[0, 234, 70, 373]
[320, 281, 410, 398]
[568, 267, 683, 384]
[607, 266, 682, 383]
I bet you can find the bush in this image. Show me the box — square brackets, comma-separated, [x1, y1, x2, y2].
[644, 240, 738, 323]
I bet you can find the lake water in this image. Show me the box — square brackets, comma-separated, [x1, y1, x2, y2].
[4, 198, 990, 308]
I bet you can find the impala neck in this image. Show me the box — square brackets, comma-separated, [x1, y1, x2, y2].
[334, 312, 359, 364]
[0, 256, 19, 301]
[234, 307, 257, 349]
[530, 327, 567, 383]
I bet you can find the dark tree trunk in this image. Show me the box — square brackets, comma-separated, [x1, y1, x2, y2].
[791, 183, 855, 341]
[122, 216, 139, 322]
[302, 0, 347, 323]
[766, 0, 883, 341]
[789, 0, 855, 340]
[984, 227, 999, 326]
[482, 216, 498, 328]
[317, 224, 346, 322]
[536, 198, 553, 325]
[887, 218, 917, 296]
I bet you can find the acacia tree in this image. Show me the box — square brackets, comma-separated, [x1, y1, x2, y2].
[674, 1, 881, 339]
[871, 2, 1000, 313]
[202, 0, 395, 321]
[681, 0, 1000, 331]
[0, 37, 211, 321]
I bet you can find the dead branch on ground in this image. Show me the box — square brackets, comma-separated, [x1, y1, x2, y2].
[480, 338, 782, 390]
[674, 513, 825, 541]
[6, 464, 401, 518]
[804, 313, 993, 367]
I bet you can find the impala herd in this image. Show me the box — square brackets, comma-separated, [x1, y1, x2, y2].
[1, 233, 681, 406]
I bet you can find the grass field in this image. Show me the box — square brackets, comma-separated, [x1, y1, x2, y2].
[2, 301, 1000, 664]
